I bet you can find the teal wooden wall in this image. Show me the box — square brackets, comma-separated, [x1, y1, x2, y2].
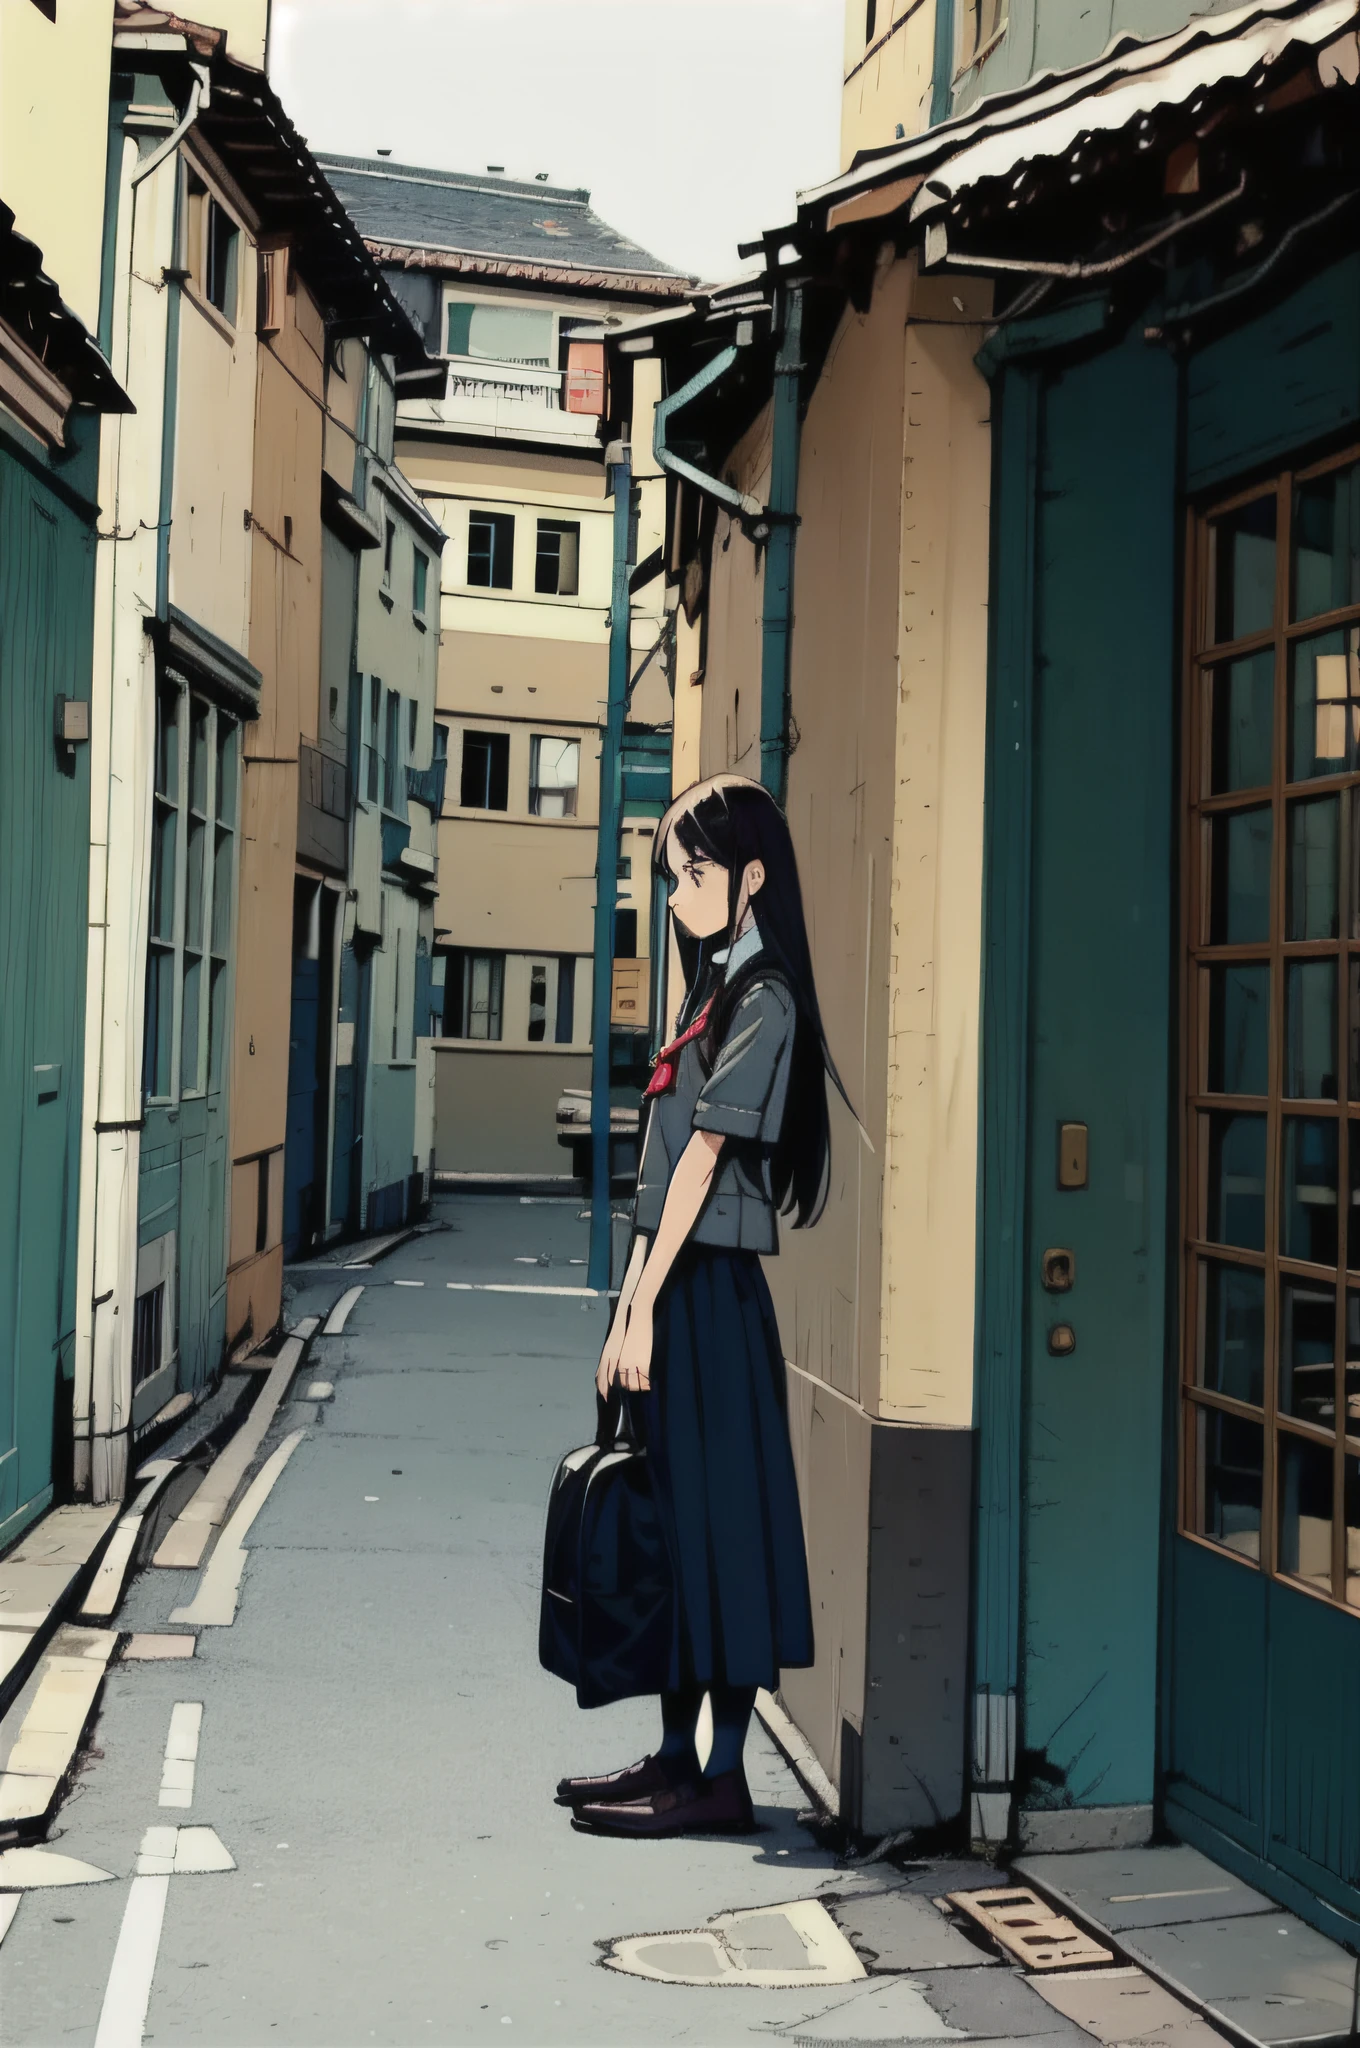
[1018, 327, 1179, 1816]
[0, 419, 98, 1544]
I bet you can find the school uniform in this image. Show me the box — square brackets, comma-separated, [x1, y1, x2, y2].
[632, 926, 815, 1695]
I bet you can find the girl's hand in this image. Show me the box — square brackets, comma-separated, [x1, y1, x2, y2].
[614, 1293, 654, 1393]
[595, 1310, 627, 1399]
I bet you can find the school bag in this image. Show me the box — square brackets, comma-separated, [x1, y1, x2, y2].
[538, 1389, 673, 1707]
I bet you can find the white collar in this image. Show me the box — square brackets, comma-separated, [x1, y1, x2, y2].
[713, 923, 763, 978]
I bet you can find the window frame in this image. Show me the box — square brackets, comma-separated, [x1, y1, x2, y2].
[1181, 441, 1360, 1614]
[534, 517, 581, 597]
[142, 682, 239, 1109]
[466, 509, 515, 591]
[460, 729, 510, 812]
[528, 732, 580, 818]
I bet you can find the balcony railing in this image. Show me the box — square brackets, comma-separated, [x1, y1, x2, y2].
[406, 757, 448, 814]
[444, 360, 563, 410]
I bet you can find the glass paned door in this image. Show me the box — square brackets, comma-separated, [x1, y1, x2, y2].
[1185, 449, 1360, 1612]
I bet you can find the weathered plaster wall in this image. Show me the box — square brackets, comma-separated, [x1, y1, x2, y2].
[0, 0, 114, 335]
[841, 0, 939, 169]
[432, 1046, 591, 1175]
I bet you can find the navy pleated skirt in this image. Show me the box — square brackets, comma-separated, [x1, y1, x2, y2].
[641, 1246, 814, 1692]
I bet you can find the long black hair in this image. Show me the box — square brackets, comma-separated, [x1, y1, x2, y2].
[653, 775, 851, 1229]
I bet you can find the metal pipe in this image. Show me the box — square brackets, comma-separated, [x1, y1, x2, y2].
[587, 446, 635, 1293]
[130, 62, 209, 188]
[759, 288, 803, 802]
[653, 345, 763, 520]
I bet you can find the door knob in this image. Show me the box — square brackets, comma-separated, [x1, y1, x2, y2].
[1041, 1247, 1075, 1293]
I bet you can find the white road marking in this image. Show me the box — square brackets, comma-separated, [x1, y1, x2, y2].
[445, 1282, 599, 1298]
[343, 1261, 373, 1270]
[289, 1315, 320, 1338]
[323, 1287, 364, 1334]
[94, 1869, 169, 2048]
[305, 1381, 334, 1401]
[122, 1635, 194, 1660]
[393, 1279, 424, 1287]
[169, 1431, 305, 1629]
[158, 1703, 202, 1809]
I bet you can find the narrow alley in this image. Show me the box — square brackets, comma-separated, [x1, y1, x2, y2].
[0, 1198, 1043, 2047]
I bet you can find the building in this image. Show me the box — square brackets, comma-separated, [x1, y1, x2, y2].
[76, 5, 425, 1497]
[316, 154, 691, 1178]
[293, 341, 447, 1252]
[607, 0, 1360, 1951]
[0, 0, 129, 1546]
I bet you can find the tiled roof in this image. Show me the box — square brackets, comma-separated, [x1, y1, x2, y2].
[315, 154, 686, 286]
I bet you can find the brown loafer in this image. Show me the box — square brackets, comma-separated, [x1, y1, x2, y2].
[554, 1753, 681, 1808]
[572, 1768, 756, 1837]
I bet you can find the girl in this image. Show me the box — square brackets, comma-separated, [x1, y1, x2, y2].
[559, 774, 847, 1837]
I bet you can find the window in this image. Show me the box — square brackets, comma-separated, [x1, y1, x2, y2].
[413, 548, 429, 614]
[383, 689, 401, 811]
[956, 0, 1007, 70]
[445, 950, 504, 1040]
[366, 676, 382, 803]
[468, 510, 514, 590]
[535, 519, 580, 597]
[555, 956, 576, 1044]
[1183, 448, 1360, 1612]
[142, 686, 239, 1105]
[383, 518, 396, 586]
[528, 962, 549, 1042]
[408, 699, 418, 755]
[205, 198, 239, 321]
[132, 1283, 164, 1390]
[529, 734, 579, 818]
[460, 730, 509, 810]
[446, 301, 552, 365]
[615, 907, 638, 959]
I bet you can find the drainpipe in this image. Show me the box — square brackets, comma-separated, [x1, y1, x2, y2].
[652, 346, 763, 521]
[759, 288, 803, 803]
[930, 0, 956, 126]
[587, 442, 635, 1294]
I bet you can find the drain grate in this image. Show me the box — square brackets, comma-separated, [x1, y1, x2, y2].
[946, 1887, 1114, 1972]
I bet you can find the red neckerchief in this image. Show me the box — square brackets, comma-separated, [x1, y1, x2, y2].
[642, 998, 714, 1099]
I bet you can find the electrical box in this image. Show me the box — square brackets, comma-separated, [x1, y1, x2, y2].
[1058, 1121, 1088, 1190]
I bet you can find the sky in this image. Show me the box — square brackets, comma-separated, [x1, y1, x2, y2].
[270, 0, 846, 283]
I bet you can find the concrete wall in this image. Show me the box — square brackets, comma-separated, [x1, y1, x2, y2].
[433, 1046, 590, 1175]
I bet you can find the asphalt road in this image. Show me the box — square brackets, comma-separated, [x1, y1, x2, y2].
[0, 1197, 1079, 2048]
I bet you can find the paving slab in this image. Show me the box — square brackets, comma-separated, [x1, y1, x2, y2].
[826, 1889, 997, 1972]
[1015, 1846, 1276, 1932]
[772, 1975, 968, 2042]
[908, 1964, 1095, 2042]
[1030, 1964, 1227, 2047]
[1122, 1913, 1358, 2048]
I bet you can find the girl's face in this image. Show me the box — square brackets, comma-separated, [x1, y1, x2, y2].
[665, 827, 731, 939]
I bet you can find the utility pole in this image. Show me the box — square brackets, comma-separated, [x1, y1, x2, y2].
[587, 441, 634, 1294]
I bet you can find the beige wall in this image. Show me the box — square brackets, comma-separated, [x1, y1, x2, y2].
[437, 811, 600, 955]
[227, 270, 326, 1346]
[169, 149, 259, 658]
[0, 0, 115, 335]
[691, 251, 992, 1789]
[840, 0, 940, 169]
[438, 629, 607, 728]
[433, 1046, 590, 1175]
